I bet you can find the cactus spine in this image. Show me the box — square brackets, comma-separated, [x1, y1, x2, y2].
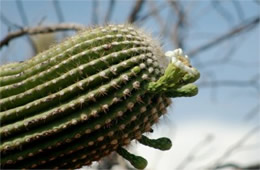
[0, 24, 200, 169]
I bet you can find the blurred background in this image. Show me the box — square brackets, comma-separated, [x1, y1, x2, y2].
[0, 0, 259, 169]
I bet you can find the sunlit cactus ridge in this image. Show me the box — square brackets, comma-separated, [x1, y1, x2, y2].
[0, 24, 199, 169]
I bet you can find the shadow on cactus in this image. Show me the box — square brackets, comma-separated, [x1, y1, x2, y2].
[0, 24, 200, 169]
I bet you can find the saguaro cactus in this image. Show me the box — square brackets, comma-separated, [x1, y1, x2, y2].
[0, 24, 200, 169]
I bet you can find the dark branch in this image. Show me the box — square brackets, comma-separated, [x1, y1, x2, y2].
[16, 0, 37, 54]
[232, 0, 244, 21]
[147, 1, 165, 30]
[210, 126, 260, 169]
[198, 79, 259, 89]
[128, 0, 145, 23]
[168, 0, 186, 49]
[215, 162, 260, 169]
[176, 135, 214, 170]
[92, 0, 99, 24]
[16, 0, 29, 25]
[243, 163, 260, 169]
[212, 1, 234, 25]
[0, 12, 21, 29]
[188, 16, 260, 57]
[244, 103, 260, 121]
[53, 0, 67, 38]
[53, 0, 65, 23]
[104, 0, 115, 23]
[137, 3, 166, 23]
[0, 23, 86, 48]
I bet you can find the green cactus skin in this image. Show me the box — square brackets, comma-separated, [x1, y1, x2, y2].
[0, 24, 200, 169]
[138, 135, 172, 151]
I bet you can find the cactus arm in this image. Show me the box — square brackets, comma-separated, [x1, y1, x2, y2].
[165, 83, 198, 98]
[117, 147, 148, 169]
[138, 135, 172, 151]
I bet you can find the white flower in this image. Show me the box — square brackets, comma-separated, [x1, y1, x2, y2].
[165, 48, 197, 76]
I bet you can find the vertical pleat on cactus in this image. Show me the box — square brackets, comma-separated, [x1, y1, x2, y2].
[0, 24, 200, 169]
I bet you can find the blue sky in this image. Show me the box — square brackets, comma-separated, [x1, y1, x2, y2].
[0, 0, 259, 169]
